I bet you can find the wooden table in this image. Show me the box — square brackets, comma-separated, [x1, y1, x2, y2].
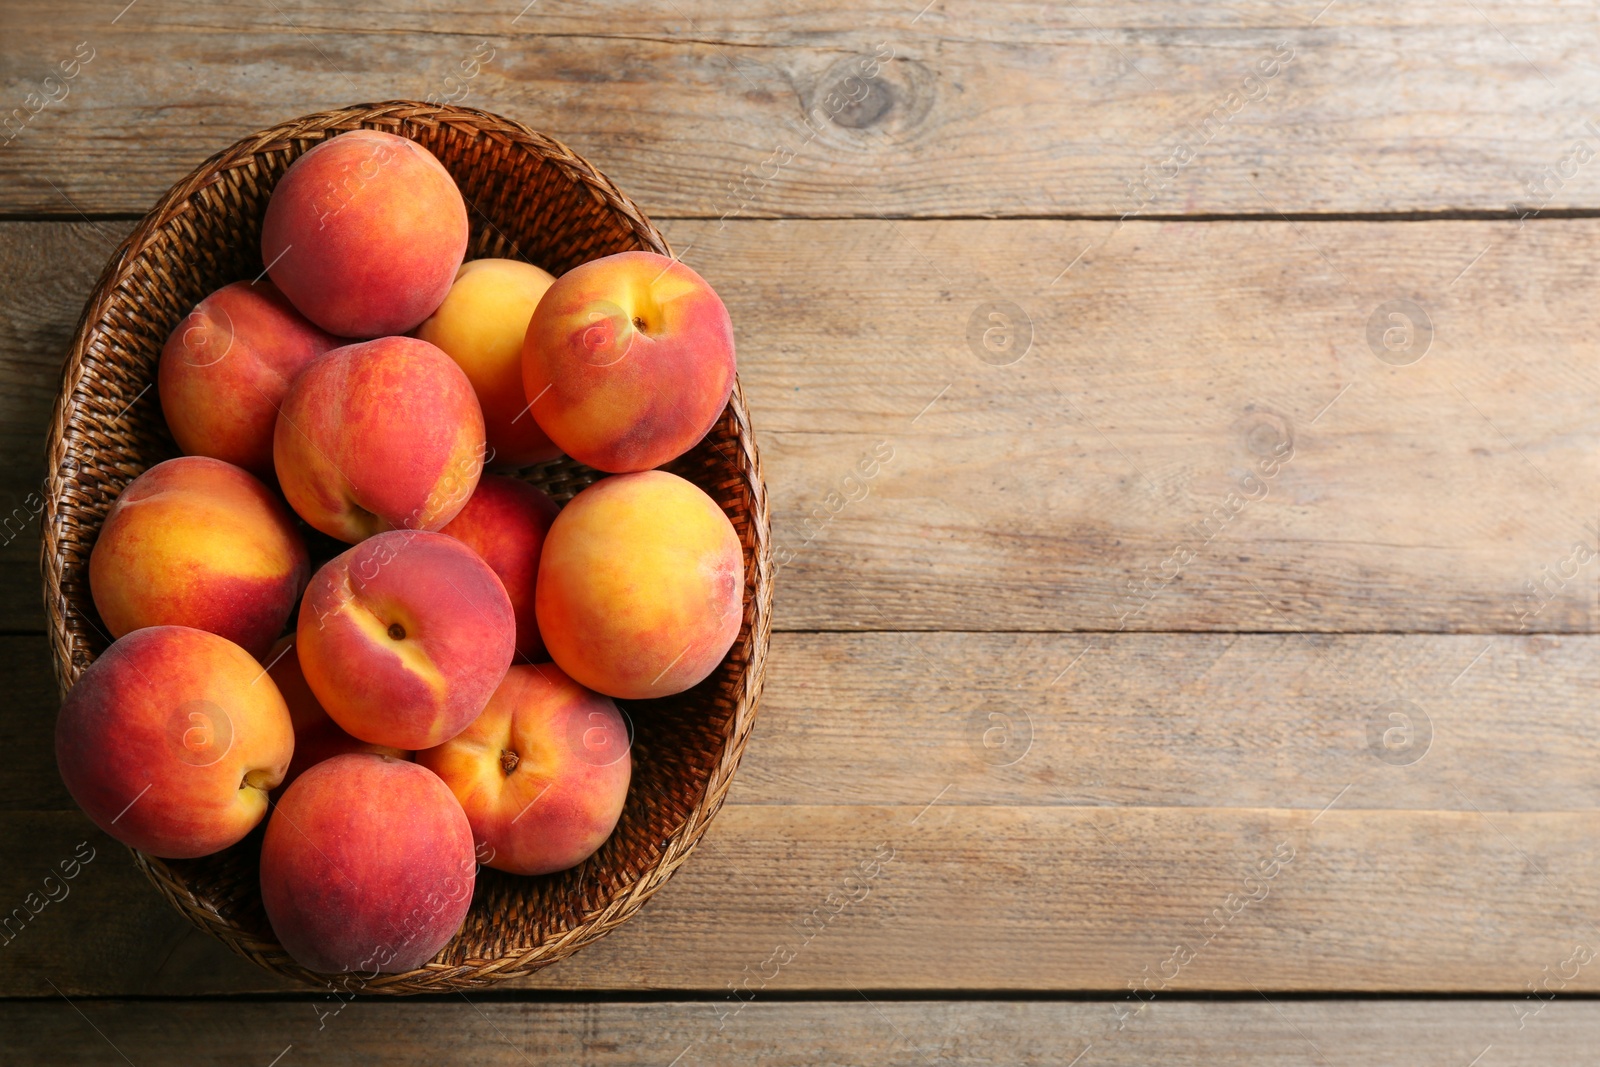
[5, 1, 1600, 1062]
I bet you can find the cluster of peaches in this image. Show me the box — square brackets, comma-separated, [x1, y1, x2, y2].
[54, 130, 742, 975]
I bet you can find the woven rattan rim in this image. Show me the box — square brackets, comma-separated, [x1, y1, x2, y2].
[41, 101, 772, 993]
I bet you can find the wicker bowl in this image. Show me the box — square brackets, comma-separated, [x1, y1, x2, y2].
[41, 101, 771, 993]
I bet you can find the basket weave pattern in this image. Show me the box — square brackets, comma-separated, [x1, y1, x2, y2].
[41, 101, 771, 992]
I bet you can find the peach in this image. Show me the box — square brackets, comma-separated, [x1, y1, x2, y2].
[536, 471, 742, 699]
[260, 753, 475, 974]
[55, 626, 294, 859]
[273, 336, 486, 542]
[297, 531, 515, 750]
[89, 457, 309, 659]
[157, 279, 343, 481]
[439, 475, 558, 661]
[264, 636, 409, 792]
[415, 259, 561, 467]
[261, 129, 468, 337]
[522, 250, 736, 472]
[419, 664, 630, 875]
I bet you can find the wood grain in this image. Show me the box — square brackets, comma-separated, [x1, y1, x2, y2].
[8, 218, 1596, 633]
[0, 220, 123, 629]
[0, 638, 67, 810]
[3, 2, 1600, 217]
[3, 0, 1596, 1044]
[10, 631, 1600, 816]
[727, 215, 1600, 633]
[9, 624, 1600, 997]
[7, 997, 1597, 1066]
[6, 802, 1600, 995]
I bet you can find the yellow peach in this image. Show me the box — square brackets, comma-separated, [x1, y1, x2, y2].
[416, 259, 561, 467]
[535, 471, 742, 699]
[88, 457, 309, 659]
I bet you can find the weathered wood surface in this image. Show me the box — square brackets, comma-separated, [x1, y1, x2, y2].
[6, 998, 1596, 1066]
[11, 631, 1600, 815]
[4, 0, 1600, 1044]
[4, 219, 1598, 633]
[0, 221, 122, 629]
[4, 2, 1600, 217]
[8, 804, 1600, 996]
[8, 628, 1600, 996]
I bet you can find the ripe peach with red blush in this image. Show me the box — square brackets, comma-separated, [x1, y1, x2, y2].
[265, 636, 409, 792]
[419, 663, 630, 876]
[260, 753, 475, 974]
[522, 251, 735, 472]
[296, 530, 515, 750]
[55, 626, 294, 859]
[261, 129, 468, 338]
[439, 475, 558, 661]
[158, 279, 342, 480]
[273, 335, 485, 543]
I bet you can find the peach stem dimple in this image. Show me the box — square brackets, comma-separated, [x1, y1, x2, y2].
[387, 622, 406, 640]
[242, 768, 276, 791]
[500, 749, 519, 775]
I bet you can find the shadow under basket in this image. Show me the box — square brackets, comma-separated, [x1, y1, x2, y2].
[40, 101, 772, 993]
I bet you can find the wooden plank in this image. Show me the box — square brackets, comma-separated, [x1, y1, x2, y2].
[4, 218, 1600, 633]
[732, 215, 1600, 632]
[0, 220, 123, 630]
[12, 627, 1600, 991]
[745, 631, 1600, 813]
[11, 631, 1600, 815]
[8, 626, 1600, 996]
[7, 997, 1600, 1066]
[0, 637, 69, 810]
[8, 801, 1600, 995]
[4, 2, 1600, 217]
